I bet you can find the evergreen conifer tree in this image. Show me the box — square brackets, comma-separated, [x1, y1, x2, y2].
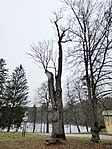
[2, 65, 29, 131]
[0, 58, 8, 106]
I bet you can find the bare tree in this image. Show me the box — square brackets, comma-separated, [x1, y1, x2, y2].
[28, 12, 70, 139]
[35, 81, 50, 133]
[65, 77, 90, 132]
[71, 79, 90, 132]
[65, 78, 81, 133]
[63, 0, 112, 142]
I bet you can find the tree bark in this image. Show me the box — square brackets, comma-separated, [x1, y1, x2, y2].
[45, 70, 65, 139]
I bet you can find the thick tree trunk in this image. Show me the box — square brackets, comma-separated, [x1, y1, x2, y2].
[90, 99, 100, 143]
[86, 87, 100, 142]
[90, 62, 100, 142]
[45, 70, 66, 139]
[51, 90, 65, 139]
[91, 122, 100, 143]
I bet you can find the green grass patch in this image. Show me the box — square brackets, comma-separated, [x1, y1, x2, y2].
[0, 132, 112, 149]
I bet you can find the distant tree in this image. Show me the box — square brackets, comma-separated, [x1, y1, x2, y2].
[2, 65, 29, 132]
[65, 79, 81, 133]
[0, 58, 8, 106]
[0, 58, 8, 129]
[72, 80, 90, 132]
[34, 82, 50, 133]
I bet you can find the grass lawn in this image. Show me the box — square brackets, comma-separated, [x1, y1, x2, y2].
[0, 132, 112, 149]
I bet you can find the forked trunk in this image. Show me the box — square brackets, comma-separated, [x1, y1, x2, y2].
[45, 70, 66, 139]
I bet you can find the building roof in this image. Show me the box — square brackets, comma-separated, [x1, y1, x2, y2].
[102, 110, 112, 116]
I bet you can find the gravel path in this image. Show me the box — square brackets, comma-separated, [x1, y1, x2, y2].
[38, 133, 112, 140]
[66, 133, 112, 140]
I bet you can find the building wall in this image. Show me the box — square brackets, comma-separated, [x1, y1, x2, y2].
[104, 116, 112, 134]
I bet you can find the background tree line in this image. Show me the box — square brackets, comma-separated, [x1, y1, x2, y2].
[27, 80, 112, 134]
[0, 58, 29, 132]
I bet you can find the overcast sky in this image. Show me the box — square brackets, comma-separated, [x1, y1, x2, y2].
[0, 0, 62, 102]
